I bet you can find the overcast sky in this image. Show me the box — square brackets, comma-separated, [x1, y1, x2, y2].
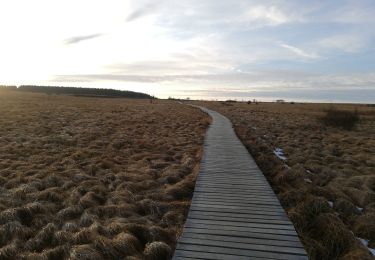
[0, 0, 374, 102]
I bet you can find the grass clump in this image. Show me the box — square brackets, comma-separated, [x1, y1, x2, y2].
[144, 241, 172, 260]
[308, 213, 356, 259]
[320, 108, 359, 130]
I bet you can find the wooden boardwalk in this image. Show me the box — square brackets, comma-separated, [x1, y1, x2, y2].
[173, 107, 308, 260]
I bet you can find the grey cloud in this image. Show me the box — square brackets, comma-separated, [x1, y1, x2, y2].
[64, 33, 103, 45]
[53, 74, 172, 83]
[125, 1, 161, 22]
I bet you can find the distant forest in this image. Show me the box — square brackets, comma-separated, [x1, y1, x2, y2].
[0, 85, 154, 99]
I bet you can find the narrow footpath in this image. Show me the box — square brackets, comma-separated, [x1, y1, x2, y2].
[173, 107, 308, 260]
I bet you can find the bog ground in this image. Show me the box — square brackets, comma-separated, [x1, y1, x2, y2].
[1, 90, 374, 259]
[0, 92, 209, 259]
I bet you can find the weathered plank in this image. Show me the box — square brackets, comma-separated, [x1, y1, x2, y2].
[186, 218, 296, 231]
[176, 244, 307, 260]
[178, 237, 307, 255]
[181, 233, 304, 248]
[181, 227, 302, 242]
[188, 209, 290, 221]
[189, 205, 288, 216]
[183, 222, 298, 236]
[190, 203, 286, 213]
[173, 106, 307, 259]
[191, 198, 282, 207]
[188, 212, 292, 225]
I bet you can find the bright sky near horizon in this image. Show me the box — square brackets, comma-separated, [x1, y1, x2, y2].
[0, 0, 374, 102]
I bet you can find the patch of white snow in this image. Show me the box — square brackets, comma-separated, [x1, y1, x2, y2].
[358, 237, 375, 256]
[273, 148, 287, 161]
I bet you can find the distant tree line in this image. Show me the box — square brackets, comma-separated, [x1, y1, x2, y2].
[0, 85, 154, 99]
[0, 85, 17, 90]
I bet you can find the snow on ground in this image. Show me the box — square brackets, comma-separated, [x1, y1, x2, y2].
[358, 237, 375, 256]
[273, 147, 287, 161]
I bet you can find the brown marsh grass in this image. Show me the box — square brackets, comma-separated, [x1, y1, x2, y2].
[0, 91, 209, 259]
[198, 101, 375, 260]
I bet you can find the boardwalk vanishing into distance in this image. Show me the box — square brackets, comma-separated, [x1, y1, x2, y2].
[173, 107, 308, 260]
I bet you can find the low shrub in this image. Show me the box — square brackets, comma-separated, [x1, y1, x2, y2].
[320, 108, 359, 130]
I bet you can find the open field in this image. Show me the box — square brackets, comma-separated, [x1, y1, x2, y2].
[198, 101, 375, 259]
[0, 91, 209, 259]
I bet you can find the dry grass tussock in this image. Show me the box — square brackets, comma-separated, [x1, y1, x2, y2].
[0, 91, 209, 259]
[199, 101, 375, 259]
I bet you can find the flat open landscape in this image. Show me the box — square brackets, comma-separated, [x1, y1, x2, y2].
[0, 91, 209, 259]
[199, 100, 375, 259]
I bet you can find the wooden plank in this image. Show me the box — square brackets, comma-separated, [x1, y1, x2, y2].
[189, 206, 288, 217]
[195, 182, 272, 191]
[173, 250, 257, 260]
[197, 184, 271, 188]
[178, 237, 307, 255]
[193, 192, 280, 201]
[192, 196, 280, 204]
[190, 204, 287, 214]
[188, 212, 291, 225]
[190, 202, 285, 212]
[181, 227, 301, 242]
[197, 171, 262, 176]
[181, 232, 304, 248]
[188, 209, 287, 219]
[184, 222, 298, 236]
[186, 218, 296, 231]
[197, 170, 264, 175]
[193, 188, 276, 195]
[176, 244, 307, 260]
[197, 178, 268, 182]
[196, 182, 269, 187]
[192, 198, 282, 207]
[191, 198, 279, 205]
[195, 184, 272, 189]
[197, 179, 268, 183]
[197, 177, 266, 182]
[189, 209, 290, 221]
